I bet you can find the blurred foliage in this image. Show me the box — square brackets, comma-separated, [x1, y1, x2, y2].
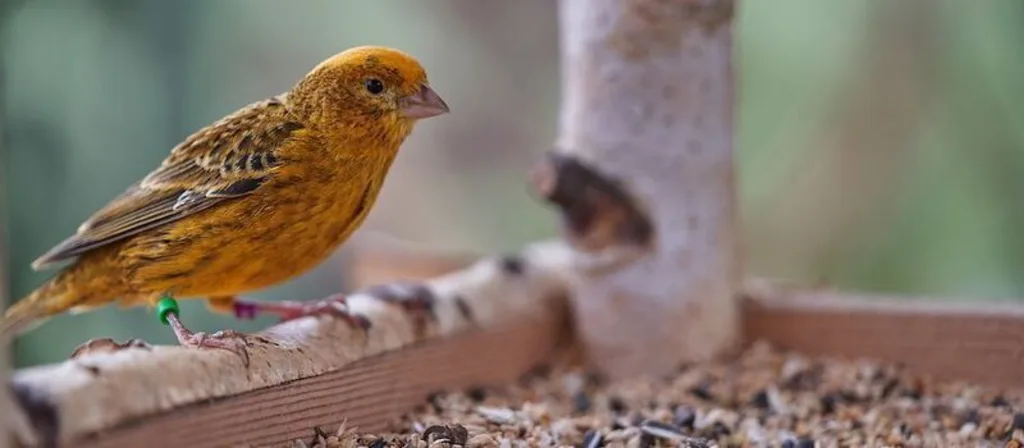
[2, 0, 1022, 366]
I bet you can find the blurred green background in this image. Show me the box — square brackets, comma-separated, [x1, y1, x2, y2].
[2, 0, 1022, 367]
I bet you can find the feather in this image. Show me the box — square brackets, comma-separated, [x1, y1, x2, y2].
[31, 98, 303, 270]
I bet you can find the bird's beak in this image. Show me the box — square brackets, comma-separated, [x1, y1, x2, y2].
[401, 84, 449, 119]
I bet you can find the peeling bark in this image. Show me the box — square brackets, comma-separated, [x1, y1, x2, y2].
[544, 0, 741, 378]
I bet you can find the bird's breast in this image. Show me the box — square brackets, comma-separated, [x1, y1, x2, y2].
[227, 164, 384, 287]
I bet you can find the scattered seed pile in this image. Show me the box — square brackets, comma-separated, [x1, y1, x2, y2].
[297, 341, 1024, 447]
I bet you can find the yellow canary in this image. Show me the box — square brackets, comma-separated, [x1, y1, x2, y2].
[1, 46, 449, 364]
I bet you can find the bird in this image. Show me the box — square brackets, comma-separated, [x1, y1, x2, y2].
[0, 45, 449, 364]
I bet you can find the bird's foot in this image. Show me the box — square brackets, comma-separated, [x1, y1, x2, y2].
[231, 295, 371, 330]
[165, 312, 251, 367]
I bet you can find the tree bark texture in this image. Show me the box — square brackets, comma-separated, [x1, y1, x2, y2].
[536, 0, 741, 379]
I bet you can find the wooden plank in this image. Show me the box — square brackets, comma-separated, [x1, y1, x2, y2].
[742, 284, 1024, 390]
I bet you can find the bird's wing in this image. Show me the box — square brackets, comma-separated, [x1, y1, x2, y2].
[31, 96, 306, 270]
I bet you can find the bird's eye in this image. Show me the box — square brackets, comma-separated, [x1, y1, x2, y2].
[364, 78, 384, 95]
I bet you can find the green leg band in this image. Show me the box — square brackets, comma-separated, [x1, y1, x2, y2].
[156, 295, 181, 325]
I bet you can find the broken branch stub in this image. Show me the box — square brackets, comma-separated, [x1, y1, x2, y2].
[542, 0, 741, 378]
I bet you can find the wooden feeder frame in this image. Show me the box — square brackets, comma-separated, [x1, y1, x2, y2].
[4, 247, 1023, 447]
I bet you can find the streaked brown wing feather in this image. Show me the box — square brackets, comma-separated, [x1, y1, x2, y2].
[31, 96, 304, 270]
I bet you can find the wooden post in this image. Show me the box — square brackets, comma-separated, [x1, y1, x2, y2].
[532, 0, 741, 379]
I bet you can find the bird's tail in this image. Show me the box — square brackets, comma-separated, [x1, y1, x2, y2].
[0, 259, 117, 345]
[0, 281, 63, 345]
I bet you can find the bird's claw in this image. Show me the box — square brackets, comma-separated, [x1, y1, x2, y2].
[279, 297, 373, 330]
[181, 329, 251, 367]
[230, 295, 370, 330]
[163, 310, 251, 367]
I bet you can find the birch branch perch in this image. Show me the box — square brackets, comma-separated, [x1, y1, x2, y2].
[4, 242, 573, 447]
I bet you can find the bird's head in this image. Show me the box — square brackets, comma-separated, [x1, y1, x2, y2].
[288, 46, 449, 142]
